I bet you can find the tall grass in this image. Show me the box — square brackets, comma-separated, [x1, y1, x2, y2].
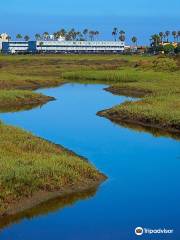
[128, 93, 179, 122]
[61, 67, 180, 92]
[0, 123, 104, 213]
[63, 69, 140, 83]
[0, 90, 54, 112]
[103, 93, 180, 129]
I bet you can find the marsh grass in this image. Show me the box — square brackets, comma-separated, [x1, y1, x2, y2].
[0, 54, 179, 129]
[0, 90, 54, 112]
[0, 123, 104, 213]
[108, 93, 180, 128]
[63, 69, 139, 83]
[61, 55, 180, 131]
[63, 67, 180, 96]
[0, 54, 179, 213]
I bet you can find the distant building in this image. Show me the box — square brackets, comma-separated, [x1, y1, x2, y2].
[2, 41, 29, 54]
[57, 36, 66, 42]
[124, 45, 147, 54]
[48, 35, 65, 41]
[0, 33, 9, 50]
[160, 42, 178, 48]
[2, 40, 125, 54]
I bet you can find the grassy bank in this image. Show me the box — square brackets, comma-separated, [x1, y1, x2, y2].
[0, 90, 55, 112]
[98, 93, 180, 134]
[62, 66, 180, 94]
[0, 122, 105, 216]
[62, 55, 180, 133]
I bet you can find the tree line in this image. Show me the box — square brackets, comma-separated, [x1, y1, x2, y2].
[6, 28, 127, 42]
[14, 29, 100, 42]
[150, 31, 180, 54]
[1, 27, 139, 46]
[151, 31, 180, 46]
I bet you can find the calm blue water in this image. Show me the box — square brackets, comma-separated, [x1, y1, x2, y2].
[0, 83, 180, 240]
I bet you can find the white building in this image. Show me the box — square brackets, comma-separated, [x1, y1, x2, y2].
[2, 40, 125, 54]
[35, 40, 125, 53]
[0, 33, 9, 50]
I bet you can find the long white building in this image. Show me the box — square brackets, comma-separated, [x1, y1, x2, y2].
[35, 40, 125, 53]
[2, 40, 125, 54]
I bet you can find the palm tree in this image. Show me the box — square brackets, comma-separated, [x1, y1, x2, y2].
[65, 31, 71, 41]
[68, 28, 76, 41]
[165, 31, 170, 42]
[7, 36, 11, 42]
[119, 35, 125, 42]
[78, 33, 84, 41]
[53, 32, 59, 40]
[178, 31, 180, 43]
[95, 31, 99, 40]
[75, 31, 81, 40]
[151, 34, 160, 47]
[35, 33, 41, 41]
[59, 29, 66, 38]
[89, 31, 95, 41]
[112, 27, 118, 41]
[159, 32, 164, 43]
[131, 36, 138, 46]
[83, 29, 88, 40]
[24, 35, 30, 41]
[119, 30, 125, 35]
[172, 31, 177, 42]
[16, 34, 22, 41]
[163, 33, 166, 42]
[39, 42, 44, 52]
[43, 32, 49, 40]
[119, 30, 125, 42]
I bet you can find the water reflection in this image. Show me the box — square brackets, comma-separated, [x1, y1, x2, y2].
[0, 103, 47, 113]
[109, 119, 180, 141]
[0, 187, 98, 230]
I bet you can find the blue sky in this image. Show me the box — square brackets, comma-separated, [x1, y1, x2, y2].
[1, 0, 180, 44]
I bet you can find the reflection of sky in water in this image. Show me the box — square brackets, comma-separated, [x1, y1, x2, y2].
[0, 84, 180, 240]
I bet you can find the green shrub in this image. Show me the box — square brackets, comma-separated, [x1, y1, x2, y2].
[152, 57, 177, 72]
[175, 44, 180, 54]
[163, 44, 175, 54]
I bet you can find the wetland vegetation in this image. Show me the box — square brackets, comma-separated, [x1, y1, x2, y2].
[0, 53, 180, 217]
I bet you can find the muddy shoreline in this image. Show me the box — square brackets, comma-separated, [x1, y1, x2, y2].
[0, 177, 105, 219]
[97, 109, 180, 136]
[101, 86, 180, 135]
[0, 96, 55, 112]
[0, 186, 100, 230]
[104, 85, 151, 98]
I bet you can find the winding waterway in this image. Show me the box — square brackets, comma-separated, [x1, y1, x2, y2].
[0, 83, 180, 240]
